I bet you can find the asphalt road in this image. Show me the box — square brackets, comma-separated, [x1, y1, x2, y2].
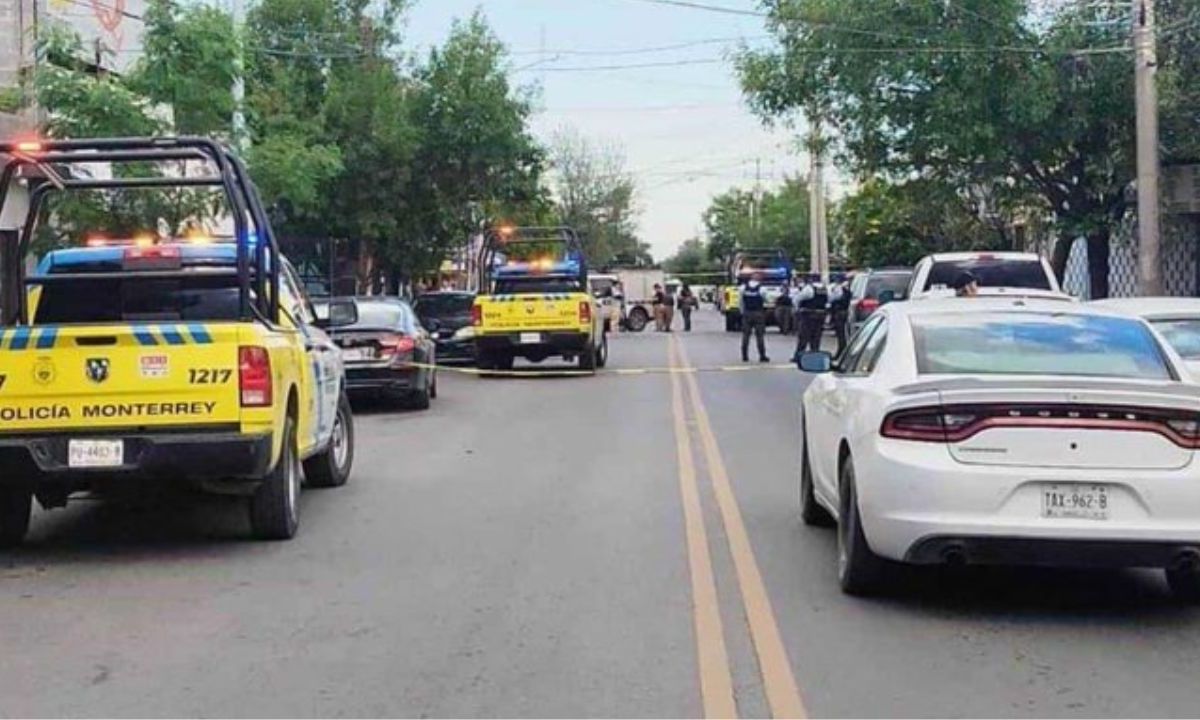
[4, 308, 1200, 718]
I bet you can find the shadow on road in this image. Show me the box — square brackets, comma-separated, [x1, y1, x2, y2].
[798, 527, 1197, 620]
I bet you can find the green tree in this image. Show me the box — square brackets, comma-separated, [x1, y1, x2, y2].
[702, 178, 811, 268]
[663, 237, 722, 275]
[408, 12, 545, 277]
[548, 128, 650, 267]
[736, 0, 1195, 298]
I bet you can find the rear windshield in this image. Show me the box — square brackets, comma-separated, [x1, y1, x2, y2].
[494, 278, 583, 294]
[924, 259, 1051, 291]
[1151, 319, 1200, 360]
[352, 302, 405, 330]
[912, 312, 1172, 379]
[865, 273, 911, 299]
[414, 294, 474, 317]
[33, 276, 240, 324]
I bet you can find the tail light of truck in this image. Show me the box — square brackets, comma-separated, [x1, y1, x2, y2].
[239, 346, 273, 407]
[859, 297, 880, 314]
[579, 301, 592, 324]
[471, 305, 482, 327]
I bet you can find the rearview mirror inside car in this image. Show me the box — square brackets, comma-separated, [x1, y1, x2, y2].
[797, 351, 833, 373]
[318, 300, 358, 329]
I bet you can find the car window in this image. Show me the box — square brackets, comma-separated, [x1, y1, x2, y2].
[1151, 319, 1200, 360]
[866, 273, 910, 300]
[849, 318, 888, 374]
[33, 275, 241, 324]
[924, 259, 1051, 292]
[838, 314, 883, 372]
[414, 294, 475, 317]
[912, 312, 1173, 379]
[280, 266, 314, 326]
[353, 302, 404, 330]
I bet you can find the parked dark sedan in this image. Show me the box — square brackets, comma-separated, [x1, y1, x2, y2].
[414, 291, 477, 364]
[316, 297, 437, 410]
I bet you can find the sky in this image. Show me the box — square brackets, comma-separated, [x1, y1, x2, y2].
[402, 0, 809, 262]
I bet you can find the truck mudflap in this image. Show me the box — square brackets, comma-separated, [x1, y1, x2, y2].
[0, 429, 274, 482]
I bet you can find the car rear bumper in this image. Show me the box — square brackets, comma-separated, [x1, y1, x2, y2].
[856, 439, 1200, 565]
[344, 365, 422, 394]
[433, 338, 476, 362]
[0, 429, 274, 483]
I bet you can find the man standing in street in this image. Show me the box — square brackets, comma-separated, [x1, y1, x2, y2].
[663, 283, 676, 332]
[828, 275, 852, 356]
[794, 273, 828, 356]
[678, 283, 697, 332]
[774, 279, 794, 335]
[652, 283, 666, 331]
[739, 272, 770, 363]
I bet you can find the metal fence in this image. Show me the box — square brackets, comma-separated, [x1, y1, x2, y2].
[1031, 217, 1200, 299]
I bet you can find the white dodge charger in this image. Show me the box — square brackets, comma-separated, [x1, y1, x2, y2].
[797, 297, 1200, 599]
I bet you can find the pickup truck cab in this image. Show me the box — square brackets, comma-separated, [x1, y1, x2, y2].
[471, 226, 608, 372]
[0, 137, 355, 545]
[907, 252, 1063, 299]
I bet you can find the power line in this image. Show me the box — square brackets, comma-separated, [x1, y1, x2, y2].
[510, 36, 768, 57]
[617, 0, 766, 17]
[524, 58, 726, 73]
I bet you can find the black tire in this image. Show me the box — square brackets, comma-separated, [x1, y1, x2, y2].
[0, 487, 33, 549]
[495, 353, 514, 371]
[409, 384, 432, 410]
[303, 393, 354, 488]
[1166, 567, 1200, 603]
[837, 456, 888, 595]
[580, 340, 598, 371]
[800, 420, 835, 527]
[429, 370, 438, 399]
[250, 415, 300, 541]
[595, 333, 609, 369]
[477, 349, 496, 371]
[627, 307, 649, 333]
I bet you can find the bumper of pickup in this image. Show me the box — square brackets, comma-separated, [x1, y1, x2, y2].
[476, 331, 590, 355]
[0, 430, 275, 484]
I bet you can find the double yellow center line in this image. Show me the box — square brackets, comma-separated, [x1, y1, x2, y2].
[668, 335, 807, 719]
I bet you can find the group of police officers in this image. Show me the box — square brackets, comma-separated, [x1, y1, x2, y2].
[737, 273, 850, 363]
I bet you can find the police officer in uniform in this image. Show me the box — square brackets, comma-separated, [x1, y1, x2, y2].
[739, 273, 770, 363]
[794, 273, 828, 355]
[828, 275, 852, 356]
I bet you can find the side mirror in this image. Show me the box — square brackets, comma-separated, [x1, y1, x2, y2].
[877, 290, 896, 305]
[424, 317, 442, 333]
[316, 299, 358, 329]
[797, 350, 833, 373]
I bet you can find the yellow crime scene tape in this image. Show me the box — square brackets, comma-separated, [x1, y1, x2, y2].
[398, 361, 796, 378]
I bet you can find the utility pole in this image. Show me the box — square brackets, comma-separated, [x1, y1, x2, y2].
[807, 118, 829, 283]
[753, 157, 762, 246]
[1134, 0, 1162, 295]
[230, 0, 248, 153]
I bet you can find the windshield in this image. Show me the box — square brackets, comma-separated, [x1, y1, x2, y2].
[925, 259, 1051, 292]
[351, 302, 405, 330]
[866, 273, 911, 299]
[912, 312, 1172, 379]
[414, 294, 475, 317]
[1151, 319, 1200, 360]
[33, 275, 241, 324]
[494, 278, 583, 294]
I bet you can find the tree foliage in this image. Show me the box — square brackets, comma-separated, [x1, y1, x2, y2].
[701, 177, 810, 268]
[548, 129, 649, 267]
[737, 0, 1198, 298]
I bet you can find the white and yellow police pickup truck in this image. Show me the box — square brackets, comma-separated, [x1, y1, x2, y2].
[472, 227, 608, 372]
[0, 137, 356, 545]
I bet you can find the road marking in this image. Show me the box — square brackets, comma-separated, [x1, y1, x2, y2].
[399, 361, 793, 378]
[668, 339, 739, 720]
[675, 336, 809, 720]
